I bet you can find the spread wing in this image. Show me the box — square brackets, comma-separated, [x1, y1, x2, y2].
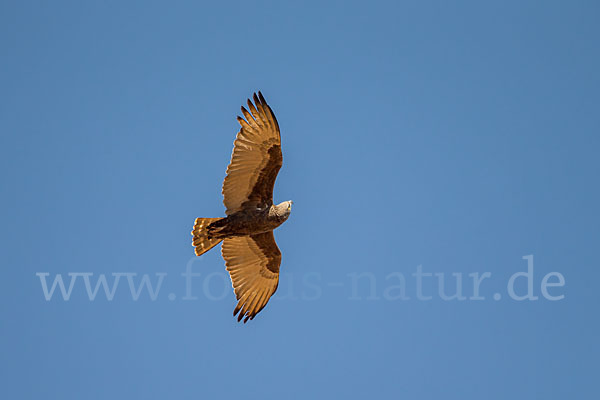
[222, 92, 282, 215]
[221, 232, 281, 323]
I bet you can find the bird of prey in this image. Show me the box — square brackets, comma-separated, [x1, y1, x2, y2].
[191, 92, 292, 323]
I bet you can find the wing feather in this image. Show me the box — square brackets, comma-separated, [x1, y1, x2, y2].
[222, 92, 282, 215]
[221, 232, 281, 323]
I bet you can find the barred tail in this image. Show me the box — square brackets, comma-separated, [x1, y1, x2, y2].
[191, 218, 223, 256]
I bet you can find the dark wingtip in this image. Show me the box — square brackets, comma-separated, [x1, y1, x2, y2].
[258, 91, 266, 104]
[253, 92, 259, 105]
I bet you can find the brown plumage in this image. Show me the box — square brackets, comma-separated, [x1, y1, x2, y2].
[191, 92, 292, 323]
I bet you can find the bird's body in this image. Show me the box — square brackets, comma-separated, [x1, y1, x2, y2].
[206, 203, 291, 239]
[191, 92, 292, 323]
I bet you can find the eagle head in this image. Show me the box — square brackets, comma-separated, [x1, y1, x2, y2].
[273, 200, 293, 220]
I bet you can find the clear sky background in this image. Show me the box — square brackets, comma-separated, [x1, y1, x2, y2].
[1, 1, 599, 399]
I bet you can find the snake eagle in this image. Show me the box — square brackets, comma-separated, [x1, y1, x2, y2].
[191, 92, 292, 323]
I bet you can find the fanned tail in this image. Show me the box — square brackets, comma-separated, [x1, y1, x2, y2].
[191, 218, 224, 256]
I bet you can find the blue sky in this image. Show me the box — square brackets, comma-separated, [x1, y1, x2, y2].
[1, 1, 599, 399]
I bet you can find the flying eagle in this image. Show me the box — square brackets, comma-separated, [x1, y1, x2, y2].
[191, 92, 292, 323]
